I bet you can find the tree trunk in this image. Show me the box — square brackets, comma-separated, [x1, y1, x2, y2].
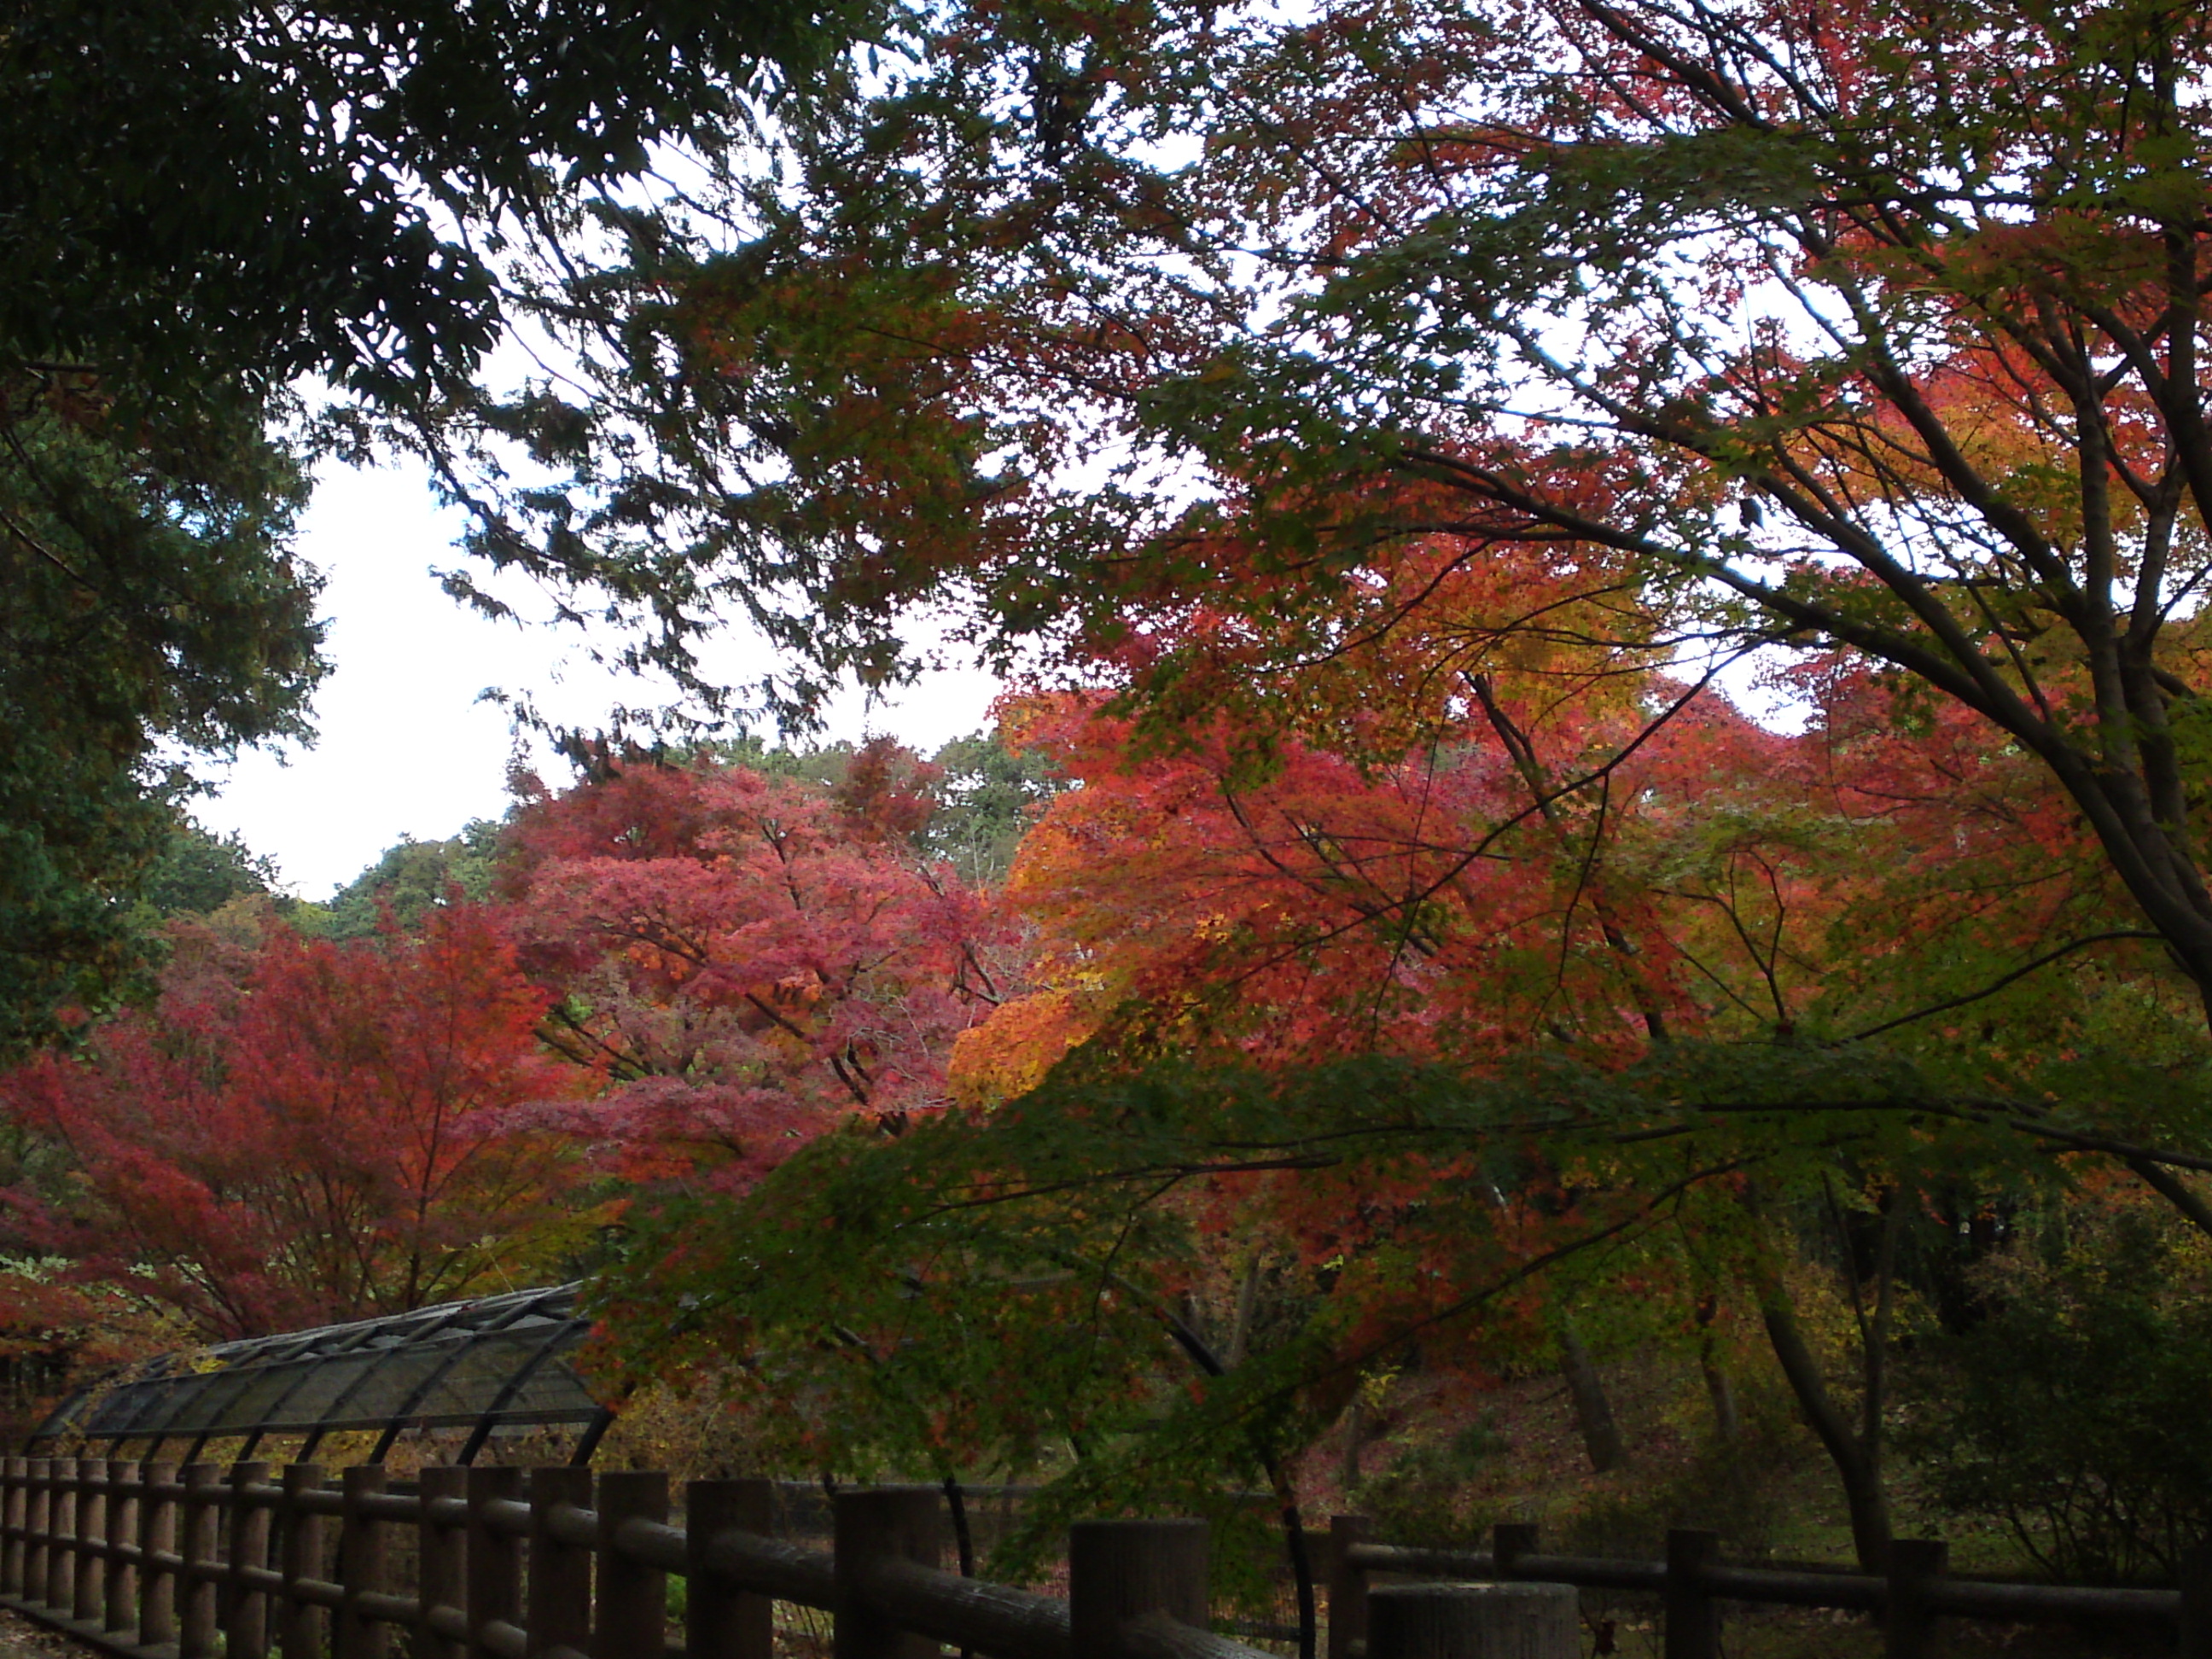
[1759, 1288, 1891, 1569]
[1556, 1316, 1625, 1474]
[1225, 1254, 1262, 1368]
[1693, 1295, 1738, 1441]
[1699, 1342, 1739, 1443]
[1340, 1396, 1369, 1497]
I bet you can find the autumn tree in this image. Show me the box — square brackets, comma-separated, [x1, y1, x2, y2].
[0, 904, 587, 1340]
[507, 0, 2212, 1029]
[501, 749, 1016, 1190]
[965, 656, 2152, 1090]
[876, 661, 2154, 1568]
[512, 0, 2212, 1575]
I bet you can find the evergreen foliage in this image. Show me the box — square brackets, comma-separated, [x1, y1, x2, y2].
[0, 379, 319, 1051]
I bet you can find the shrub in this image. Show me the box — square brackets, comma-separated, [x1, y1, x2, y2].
[1901, 1200, 2212, 1585]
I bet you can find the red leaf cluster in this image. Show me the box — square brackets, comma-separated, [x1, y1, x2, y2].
[0, 904, 586, 1340]
[502, 755, 1012, 1190]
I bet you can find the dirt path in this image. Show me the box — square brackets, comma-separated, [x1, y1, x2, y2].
[0, 1608, 89, 1659]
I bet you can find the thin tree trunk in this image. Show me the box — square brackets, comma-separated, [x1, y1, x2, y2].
[1225, 1254, 1262, 1367]
[1556, 1314, 1625, 1473]
[1341, 1396, 1369, 1497]
[1695, 1297, 1738, 1442]
[942, 1476, 975, 1659]
[1759, 1285, 1891, 1569]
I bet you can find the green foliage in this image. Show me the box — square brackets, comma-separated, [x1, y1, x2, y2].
[0, 0, 882, 911]
[699, 732, 857, 786]
[300, 823, 506, 940]
[590, 1041, 2087, 1557]
[0, 0, 867, 410]
[1358, 1422, 1504, 1545]
[924, 731, 1067, 885]
[1557, 1409, 1813, 1562]
[1902, 1202, 2212, 1586]
[137, 823, 279, 918]
[681, 729, 1061, 881]
[0, 380, 321, 1053]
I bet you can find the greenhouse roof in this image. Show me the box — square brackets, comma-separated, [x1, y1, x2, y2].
[25, 1284, 609, 1464]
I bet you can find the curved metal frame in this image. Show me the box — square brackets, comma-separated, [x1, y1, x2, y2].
[452, 1315, 587, 1465]
[295, 1296, 509, 1464]
[364, 1295, 550, 1464]
[25, 1284, 607, 1463]
[567, 1406, 618, 1467]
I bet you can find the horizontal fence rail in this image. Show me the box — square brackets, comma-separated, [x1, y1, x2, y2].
[1327, 1516, 2212, 1659]
[8, 1460, 2207, 1659]
[0, 1458, 1278, 1659]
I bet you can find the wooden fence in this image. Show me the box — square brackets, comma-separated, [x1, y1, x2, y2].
[0, 1457, 1263, 1659]
[1327, 1515, 2212, 1659]
[4, 1457, 2209, 1659]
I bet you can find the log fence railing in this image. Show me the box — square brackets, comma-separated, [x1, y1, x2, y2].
[9, 1457, 2212, 1659]
[1325, 1514, 2212, 1659]
[0, 1457, 1281, 1659]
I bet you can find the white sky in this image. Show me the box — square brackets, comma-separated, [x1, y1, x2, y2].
[191, 459, 1004, 898]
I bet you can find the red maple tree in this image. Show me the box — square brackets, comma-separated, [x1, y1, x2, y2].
[0, 902, 586, 1340]
[500, 748, 1016, 1190]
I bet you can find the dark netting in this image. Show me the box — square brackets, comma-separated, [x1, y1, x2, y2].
[24, 1284, 609, 1462]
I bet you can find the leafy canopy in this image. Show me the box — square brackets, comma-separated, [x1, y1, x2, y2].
[0, 0, 867, 410]
[515, 0, 2212, 1015]
[0, 904, 591, 1340]
[0, 377, 321, 1053]
[0, 0, 883, 1046]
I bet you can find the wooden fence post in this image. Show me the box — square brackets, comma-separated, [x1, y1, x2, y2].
[594, 1471, 667, 1659]
[3, 1456, 25, 1598]
[180, 1463, 223, 1659]
[1492, 1523, 1538, 1578]
[418, 1466, 467, 1659]
[22, 1460, 49, 1610]
[106, 1460, 140, 1639]
[335, 1464, 390, 1659]
[227, 1460, 273, 1659]
[1884, 1539, 1947, 1659]
[527, 1466, 595, 1659]
[1068, 1518, 1209, 1659]
[45, 1454, 75, 1610]
[1663, 1529, 1719, 1659]
[1327, 1516, 1371, 1659]
[687, 1478, 774, 1659]
[73, 1454, 106, 1623]
[834, 1487, 942, 1659]
[1368, 1583, 1580, 1659]
[2181, 1543, 2212, 1659]
[140, 1460, 178, 1650]
[467, 1466, 526, 1659]
[282, 1464, 331, 1659]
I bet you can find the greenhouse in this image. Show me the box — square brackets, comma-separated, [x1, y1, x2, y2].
[23, 1284, 611, 1465]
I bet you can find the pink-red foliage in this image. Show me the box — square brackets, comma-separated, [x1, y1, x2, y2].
[0, 904, 585, 1340]
[955, 660, 2127, 1090]
[503, 754, 1013, 1190]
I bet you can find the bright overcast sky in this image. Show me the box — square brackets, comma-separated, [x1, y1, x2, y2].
[191, 459, 1004, 898]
